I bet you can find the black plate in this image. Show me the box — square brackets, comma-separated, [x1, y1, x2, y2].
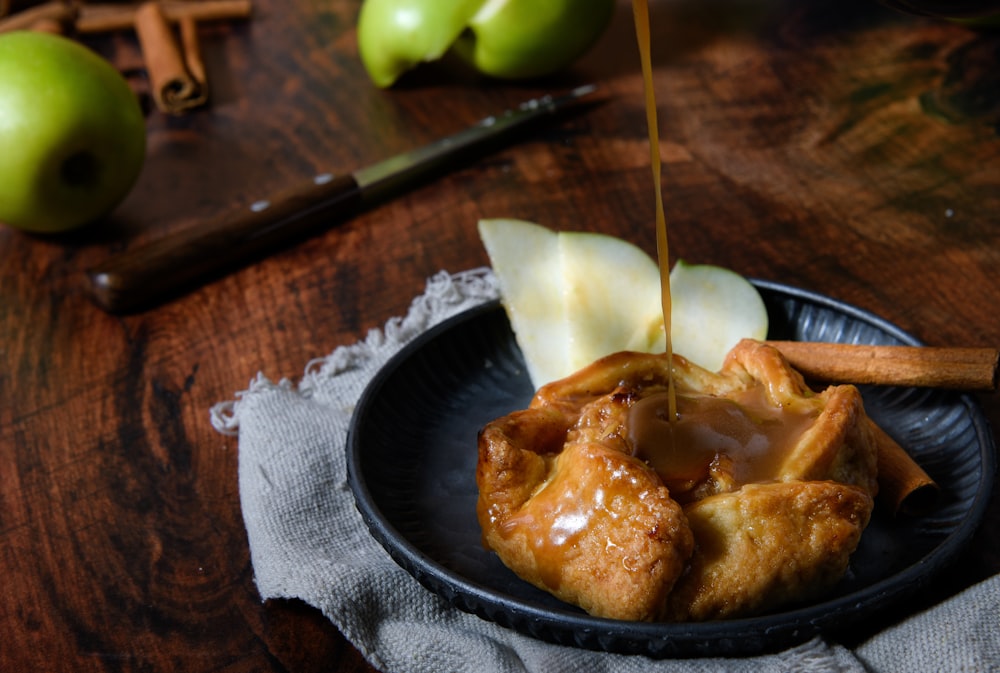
[346, 281, 995, 657]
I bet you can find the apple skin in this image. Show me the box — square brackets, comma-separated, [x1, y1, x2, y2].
[0, 31, 146, 233]
[453, 0, 615, 81]
[357, 0, 615, 88]
[357, 0, 481, 88]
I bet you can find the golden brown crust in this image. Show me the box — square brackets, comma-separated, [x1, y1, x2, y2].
[665, 481, 873, 620]
[476, 340, 879, 622]
[478, 409, 693, 621]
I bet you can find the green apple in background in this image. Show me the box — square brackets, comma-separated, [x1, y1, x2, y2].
[357, 0, 615, 88]
[0, 31, 146, 233]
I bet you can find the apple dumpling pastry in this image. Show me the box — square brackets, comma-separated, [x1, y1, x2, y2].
[476, 339, 879, 622]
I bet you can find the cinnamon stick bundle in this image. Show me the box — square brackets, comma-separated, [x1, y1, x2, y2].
[767, 341, 999, 391]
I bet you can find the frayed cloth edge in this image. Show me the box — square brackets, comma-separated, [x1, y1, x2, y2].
[208, 268, 499, 436]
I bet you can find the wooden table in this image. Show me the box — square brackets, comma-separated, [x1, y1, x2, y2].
[2, 0, 998, 670]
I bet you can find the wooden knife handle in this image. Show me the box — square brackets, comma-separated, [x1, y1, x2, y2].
[87, 172, 362, 313]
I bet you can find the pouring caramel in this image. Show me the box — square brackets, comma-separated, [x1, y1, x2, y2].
[633, 0, 677, 422]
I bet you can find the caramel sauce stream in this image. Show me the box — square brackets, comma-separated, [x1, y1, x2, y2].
[632, 0, 677, 422]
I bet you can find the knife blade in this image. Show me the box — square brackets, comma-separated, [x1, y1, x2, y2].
[86, 84, 602, 313]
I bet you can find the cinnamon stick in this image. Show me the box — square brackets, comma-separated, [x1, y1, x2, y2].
[28, 16, 67, 33]
[134, 1, 206, 114]
[76, 0, 251, 34]
[178, 14, 206, 89]
[0, 0, 77, 33]
[870, 419, 939, 516]
[767, 341, 999, 391]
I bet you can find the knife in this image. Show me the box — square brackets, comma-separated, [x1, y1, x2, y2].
[87, 84, 602, 313]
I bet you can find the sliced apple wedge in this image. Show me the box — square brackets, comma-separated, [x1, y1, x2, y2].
[480, 219, 665, 386]
[669, 259, 769, 372]
[559, 231, 664, 373]
[478, 219, 569, 386]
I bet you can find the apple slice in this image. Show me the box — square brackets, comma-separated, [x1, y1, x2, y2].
[559, 231, 665, 373]
[480, 219, 665, 387]
[669, 259, 769, 372]
[477, 219, 569, 386]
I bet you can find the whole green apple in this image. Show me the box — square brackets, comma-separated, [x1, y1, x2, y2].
[357, 0, 615, 88]
[0, 31, 146, 233]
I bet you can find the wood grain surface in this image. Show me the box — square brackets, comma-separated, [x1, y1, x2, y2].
[1, 0, 998, 671]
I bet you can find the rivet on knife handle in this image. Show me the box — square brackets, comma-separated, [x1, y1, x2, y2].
[86, 84, 603, 313]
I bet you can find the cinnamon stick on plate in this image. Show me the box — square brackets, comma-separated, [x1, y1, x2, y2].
[759, 340, 998, 516]
[869, 420, 939, 516]
[134, 1, 207, 114]
[767, 341, 999, 391]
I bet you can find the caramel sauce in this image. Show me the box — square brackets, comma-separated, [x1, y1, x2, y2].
[628, 387, 820, 492]
[499, 445, 642, 592]
[632, 0, 676, 422]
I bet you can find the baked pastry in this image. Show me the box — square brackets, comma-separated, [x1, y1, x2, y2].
[476, 339, 878, 621]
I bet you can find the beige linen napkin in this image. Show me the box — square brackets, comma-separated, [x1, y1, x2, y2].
[210, 268, 999, 673]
